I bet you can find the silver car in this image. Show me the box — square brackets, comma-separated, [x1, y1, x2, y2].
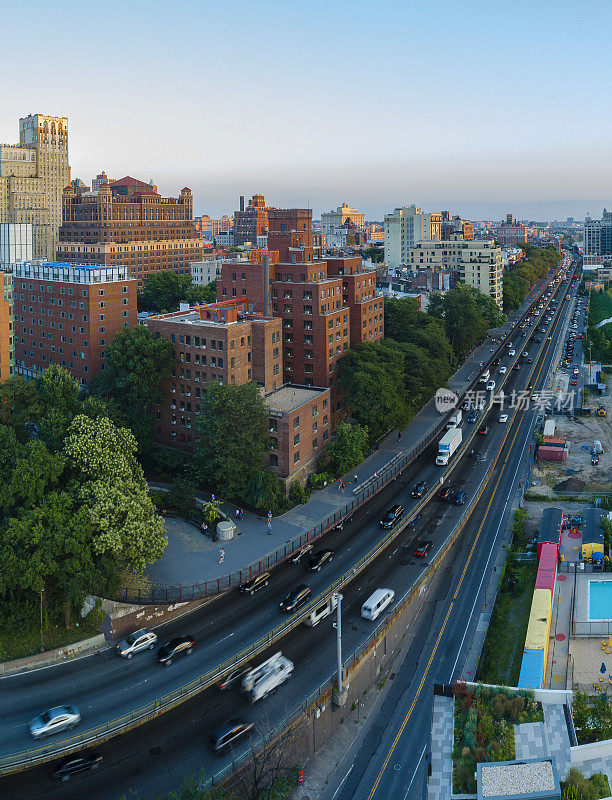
[29, 705, 81, 739]
[116, 628, 157, 659]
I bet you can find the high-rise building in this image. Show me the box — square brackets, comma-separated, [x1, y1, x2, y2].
[0, 114, 70, 260]
[91, 171, 113, 192]
[492, 213, 527, 246]
[384, 206, 442, 268]
[441, 212, 474, 241]
[267, 207, 314, 262]
[408, 237, 503, 308]
[194, 214, 233, 237]
[0, 271, 14, 381]
[12, 262, 137, 384]
[58, 179, 203, 287]
[0, 223, 32, 265]
[584, 209, 612, 266]
[321, 203, 365, 234]
[233, 194, 269, 246]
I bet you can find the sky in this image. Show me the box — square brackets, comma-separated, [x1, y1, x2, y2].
[1, 0, 611, 221]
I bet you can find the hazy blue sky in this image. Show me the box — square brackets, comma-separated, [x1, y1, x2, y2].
[1, 0, 610, 220]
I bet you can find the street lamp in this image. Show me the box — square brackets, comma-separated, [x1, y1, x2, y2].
[40, 588, 44, 653]
[333, 593, 343, 695]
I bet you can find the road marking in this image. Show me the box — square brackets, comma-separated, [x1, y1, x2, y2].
[364, 284, 570, 800]
[403, 746, 426, 799]
[332, 764, 354, 800]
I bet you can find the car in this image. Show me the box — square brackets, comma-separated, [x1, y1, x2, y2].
[506, 342, 513, 348]
[531, 393, 539, 401]
[508, 349, 516, 356]
[592, 454, 600, 466]
[216, 665, 252, 691]
[116, 628, 157, 659]
[437, 487, 452, 500]
[578, 334, 584, 339]
[478, 426, 489, 435]
[308, 550, 333, 572]
[52, 752, 102, 781]
[492, 358, 500, 365]
[380, 504, 405, 529]
[240, 572, 270, 595]
[535, 337, 542, 343]
[280, 585, 312, 613]
[499, 414, 509, 423]
[528, 358, 534, 364]
[513, 363, 520, 370]
[571, 379, 577, 386]
[414, 540, 432, 557]
[29, 706, 81, 739]
[155, 635, 196, 666]
[467, 411, 478, 423]
[452, 490, 469, 505]
[210, 719, 255, 755]
[499, 366, 507, 374]
[486, 380, 496, 391]
[406, 512, 422, 528]
[290, 544, 313, 564]
[411, 480, 429, 499]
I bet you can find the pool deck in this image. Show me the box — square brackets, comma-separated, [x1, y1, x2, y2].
[574, 574, 612, 632]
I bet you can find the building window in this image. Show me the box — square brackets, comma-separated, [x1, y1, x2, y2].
[294, 451, 300, 463]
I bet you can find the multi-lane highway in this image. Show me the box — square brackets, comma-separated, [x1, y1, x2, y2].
[0, 257, 576, 799]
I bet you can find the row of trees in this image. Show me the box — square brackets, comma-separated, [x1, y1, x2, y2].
[0, 366, 166, 633]
[138, 271, 217, 314]
[338, 289, 502, 443]
[502, 243, 561, 312]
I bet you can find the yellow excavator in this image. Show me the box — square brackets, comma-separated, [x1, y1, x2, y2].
[596, 406, 607, 418]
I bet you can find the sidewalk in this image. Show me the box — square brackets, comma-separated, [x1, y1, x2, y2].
[144, 282, 552, 593]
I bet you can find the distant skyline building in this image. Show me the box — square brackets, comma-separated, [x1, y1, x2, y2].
[58, 178, 203, 287]
[0, 114, 70, 260]
[584, 209, 612, 266]
[12, 262, 137, 384]
[321, 203, 365, 234]
[0, 223, 32, 265]
[491, 213, 527, 246]
[0, 270, 14, 381]
[194, 214, 233, 237]
[383, 205, 442, 268]
[233, 194, 268, 246]
[91, 171, 114, 192]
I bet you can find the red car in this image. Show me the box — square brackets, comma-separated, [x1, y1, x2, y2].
[571, 379, 577, 386]
[414, 541, 432, 558]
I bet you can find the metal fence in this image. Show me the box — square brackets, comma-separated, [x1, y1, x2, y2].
[118, 277, 560, 606]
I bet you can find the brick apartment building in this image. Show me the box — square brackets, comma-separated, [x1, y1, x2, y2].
[492, 213, 527, 246]
[144, 298, 330, 483]
[12, 261, 137, 384]
[58, 178, 203, 287]
[233, 194, 269, 246]
[218, 248, 383, 421]
[0, 271, 14, 381]
[267, 207, 316, 261]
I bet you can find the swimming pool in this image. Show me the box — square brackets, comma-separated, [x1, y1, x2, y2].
[589, 581, 612, 620]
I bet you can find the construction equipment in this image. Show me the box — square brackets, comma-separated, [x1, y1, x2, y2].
[596, 406, 607, 418]
[241, 652, 294, 703]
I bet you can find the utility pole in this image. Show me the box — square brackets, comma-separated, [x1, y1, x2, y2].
[40, 588, 44, 653]
[334, 593, 343, 694]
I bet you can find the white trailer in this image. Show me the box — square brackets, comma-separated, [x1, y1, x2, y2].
[241, 652, 294, 703]
[436, 427, 462, 466]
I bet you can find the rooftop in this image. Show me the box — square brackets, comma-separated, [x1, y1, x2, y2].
[478, 758, 559, 800]
[264, 385, 328, 413]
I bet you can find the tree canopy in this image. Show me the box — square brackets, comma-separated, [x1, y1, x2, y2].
[428, 284, 504, 359]
[138, 270, 217, 313]
[502, 244, 561, 312]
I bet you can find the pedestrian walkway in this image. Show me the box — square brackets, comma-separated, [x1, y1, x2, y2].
[142, 282, 551, 595]
[544, 705, 571, 780]
[427, 695, 454, 800]
[515, 721, 550, 760]
[548, 572, 575, 689]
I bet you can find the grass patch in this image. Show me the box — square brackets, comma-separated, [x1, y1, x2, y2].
[453, 685, 543, 794]
[588, 287, 612, 328]
[0, 609, 103, 661]
[477, 508, 538, 686]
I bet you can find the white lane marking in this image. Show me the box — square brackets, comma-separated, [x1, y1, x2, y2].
[218, 632, 235, 643]
[332, 763, 354, 800]
[403, 746, 426, 799]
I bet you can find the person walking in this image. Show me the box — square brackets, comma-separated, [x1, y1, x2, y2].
[354, 474, 358, 484]
[218, 548, 225, 564]
[397, 430, 402, 442]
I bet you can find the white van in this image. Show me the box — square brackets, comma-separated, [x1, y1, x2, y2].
[593, 440, 603, 455]
[479, 369, 490, 383]
[361, 588, 395, 622]
[304, 595, 337, 627]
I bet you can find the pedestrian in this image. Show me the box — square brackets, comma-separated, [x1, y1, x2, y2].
[218, 548, 225, 564]
[397, 430, 402, 441]
[354, 474, 358, 484]
[341, 481, 345, 493]
[211, 493, 215, 503]
[236, 508, 240, 520]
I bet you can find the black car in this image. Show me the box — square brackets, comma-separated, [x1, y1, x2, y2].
[290, 544, 313, 564]
[210, 719, 255, 754]
[280, 585, 311, 612]
[308, 550, 333, 572]
[380, 504, 405, 529]
[155, 635, 196, 665]
[478, 426, 489, 435]
[452, 490, 469, 505]
[240, 572, 270, 595]
[437, 487, 452, 500]
[414, 540, 432, 558]
[216, 665, 252, 691]
[513, 363, 520, 370]
[411, 480, 428, 499]
[52, 752, 102, 781]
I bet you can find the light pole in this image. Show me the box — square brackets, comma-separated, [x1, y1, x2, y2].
[40, 588, 44, 653]
[334, 592, 343, 694]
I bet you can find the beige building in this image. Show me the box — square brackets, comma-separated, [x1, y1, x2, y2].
[321, 203, 365, 234]
[0, 114, 70, 260]
[409, 236, 503, 308]
[384, 205, 442, 268]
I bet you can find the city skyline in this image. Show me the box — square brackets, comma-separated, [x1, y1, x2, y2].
[1, 0, 611, 220]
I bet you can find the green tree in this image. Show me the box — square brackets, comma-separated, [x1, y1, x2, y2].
[327, 423, 369, 476]
[243, 468, 286, 513]
[167, 479, 196, 520]
[201, 499, 222, 523]
[0, 375, 43, 441]
[572, 691, 592, 739]
[138, 271, 192, 313]
[428, 285, 490, 358]
[363, 247, 384, 263]
[63, 414, 145, 485]
[186, 280, 217, 306]
[194, 382, 271, 504]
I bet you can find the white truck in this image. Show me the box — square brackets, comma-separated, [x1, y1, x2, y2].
[446, 409, 462, 428]
[436, 427, 462, 466]
[241, 652, 294, 703]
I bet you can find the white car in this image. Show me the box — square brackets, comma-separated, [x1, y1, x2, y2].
[499, 414, 509, 423]
[499, 366, 507, 374]
[486, 380, 496, 391]
[508, 349, 516, 356]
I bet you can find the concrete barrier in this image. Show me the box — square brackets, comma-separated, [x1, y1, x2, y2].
[571, 739, 612, 764]
[0, 634, 106, 676]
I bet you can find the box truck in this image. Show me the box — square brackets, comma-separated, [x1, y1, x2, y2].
[436, 428, 462, 466]
[446, 409, 462, 428]
[241, 652, 294, 703]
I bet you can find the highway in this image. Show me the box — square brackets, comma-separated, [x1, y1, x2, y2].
[0, 259, 574, 798]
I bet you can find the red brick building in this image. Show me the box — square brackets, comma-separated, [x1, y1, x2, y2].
[233, 194, 269, 246]
[267, 207, 315, 262]
[58, 179, 203, 288]
[12, 262, 137, 384]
